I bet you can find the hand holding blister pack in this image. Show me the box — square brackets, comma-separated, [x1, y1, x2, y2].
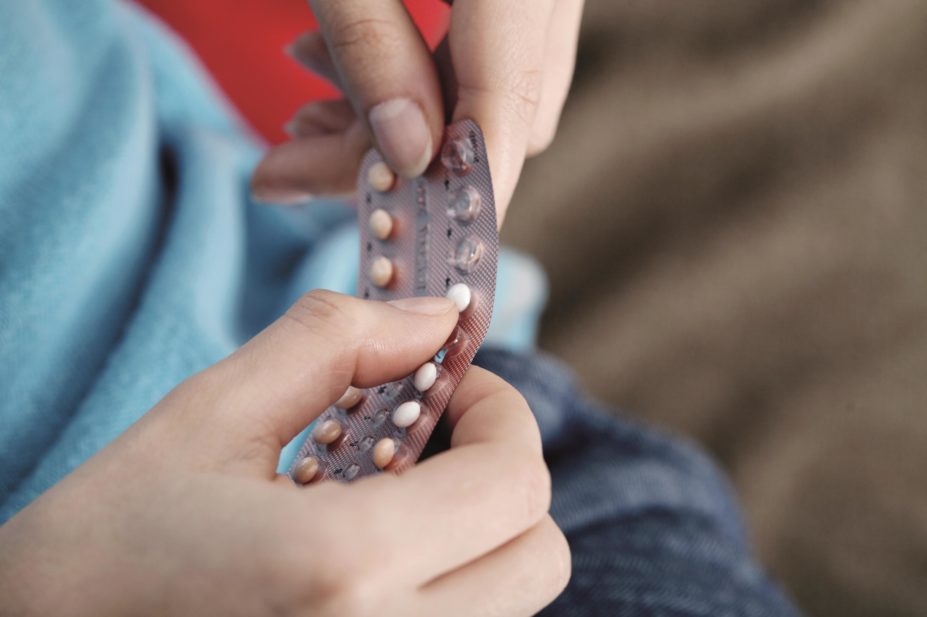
[288, 120, 498, 484]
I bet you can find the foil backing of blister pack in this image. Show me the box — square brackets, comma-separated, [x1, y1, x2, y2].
[288, 119, 498, 483]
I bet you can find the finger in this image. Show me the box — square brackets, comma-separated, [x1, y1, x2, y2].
[286, 30, 343, 89]
[417, 516, 571, 617]
[341, 367, 549, 583]
[251, 121, 368, 202]
[196, 292, 459, 450]
[447, 0, 556, 219]
[311, 0, 444, 178]
[283, 99, 357, 139]
[527, 0, 584, 156]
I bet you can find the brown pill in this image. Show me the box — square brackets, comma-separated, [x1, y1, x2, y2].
[372, 438, 397, 469]
[312, 419, 343, 445]
[294, 456, 321, 484]
[335, 386, 363, 410]
[367, 161, 395, 192]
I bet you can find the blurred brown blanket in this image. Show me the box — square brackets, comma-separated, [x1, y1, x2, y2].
[504, 2, 927, 616]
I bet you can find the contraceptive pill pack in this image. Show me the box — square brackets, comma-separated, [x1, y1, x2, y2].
[288, 119, 498, 484]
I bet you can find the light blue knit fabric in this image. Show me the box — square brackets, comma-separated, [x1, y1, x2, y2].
[0, 0, 546, 521]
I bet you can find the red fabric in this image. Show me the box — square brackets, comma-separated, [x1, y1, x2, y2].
[136, 0, 450, 144]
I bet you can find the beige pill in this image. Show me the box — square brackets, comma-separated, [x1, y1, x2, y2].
[367, 161, 395, 192]
[369, 256, 394, 288]
[372, 438, 396, 469]
[391, 400, 421, 428]
[312, 419, 343, 445]
[368, 209, 393, 240]
[335, 386, 363, 410]
[413, 362, 438, 392]
[294, 456, 320, 484]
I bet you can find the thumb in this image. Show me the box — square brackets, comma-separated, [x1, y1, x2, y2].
[185, 291, 459, 467]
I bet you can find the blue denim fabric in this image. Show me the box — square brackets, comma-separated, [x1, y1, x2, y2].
[474, 348, 800, 617]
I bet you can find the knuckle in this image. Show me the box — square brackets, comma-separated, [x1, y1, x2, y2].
[308, 556, 382, 617]
[283, 290, 360, 384]
[459, 67, 543, 132]
[547, 523, 572, 594]
[522, 519, 571, 609]
[278, 511, 383, 616]
[506, 67, 544, 126]
[327, 16, 401, 59]
[286, 289, 358, 340]
[507, 448, 552, 523]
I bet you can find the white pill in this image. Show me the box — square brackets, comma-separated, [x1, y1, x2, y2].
[367, 161, 395, 192]
[391, 401, 421, 428]
[446, 283, 471, 312]
[372, 438, 396, 469]
[312, 419, 343, 445]
[335, 386, 363, 410]
[413, 362, 438, 392]
[369, 256, 394, 288]
[368, 209, 393, 240]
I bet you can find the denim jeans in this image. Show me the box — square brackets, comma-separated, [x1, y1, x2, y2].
[468, 348, 800, 616]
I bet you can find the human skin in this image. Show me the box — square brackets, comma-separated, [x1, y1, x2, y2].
[0, 292, 569, 616]
[251, 0, 586, 221]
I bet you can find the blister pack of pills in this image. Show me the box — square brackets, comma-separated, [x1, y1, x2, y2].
[288, 119, 498, 484]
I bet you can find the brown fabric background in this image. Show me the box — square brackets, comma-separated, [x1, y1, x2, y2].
[503, 2, 927, 616]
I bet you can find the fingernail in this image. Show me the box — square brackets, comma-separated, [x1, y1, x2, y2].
[387, 296, 455, 315]
[368, 98, 432, 178]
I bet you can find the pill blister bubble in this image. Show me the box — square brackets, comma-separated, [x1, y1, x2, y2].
[441, 137, 475, 175]
[358, 435, 375, 452]
[343, 463, 361, 480]
[450, 236, 484, 274]
[448, 186, 482, 222]
[371, 408, 389, 428]
[441, 326, 471, 361]
[421, 371, 453, 400]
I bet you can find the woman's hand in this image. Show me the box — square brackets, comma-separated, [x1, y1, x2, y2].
[0, 291, 569, 617]
[251, 0, 585, 221]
